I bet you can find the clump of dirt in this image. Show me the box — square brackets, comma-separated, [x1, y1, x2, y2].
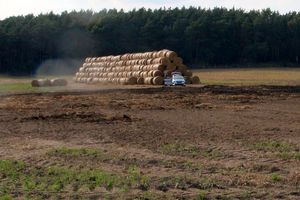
[21, 112, 134, 123]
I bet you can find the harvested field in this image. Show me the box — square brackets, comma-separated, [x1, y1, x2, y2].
[194, 68, 300, 86]
[0, 85, 299, 199]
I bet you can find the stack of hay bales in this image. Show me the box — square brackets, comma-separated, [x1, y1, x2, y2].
[74, 49, 200, 85]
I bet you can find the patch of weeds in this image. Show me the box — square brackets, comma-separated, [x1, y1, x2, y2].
[0, 160, 25, 180]
[239, 191, 252, 200]
[278, 152, 300, 161]
[252, 140, 300, 160]
[134, 192, 161, 200]
[160, 143, 224, 159]
[0, 194, 13, 200]
[197, 190, 208, 200]
[253, 141, 293, 152]
[126, 166, 150, 191]
[156, 176, 217, 192]
[181, 161, 202, 170]
[46, 167, 120, 192]
[295, 152, 300, 160]
[0, 160, 151, 199]
[159, 143, 200, 157]
[202, 148, 223, 159]
[270, 173, 282, 182]
[47, 147, 104, 159]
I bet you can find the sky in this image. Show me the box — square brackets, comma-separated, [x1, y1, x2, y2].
[0, 0, 299, 19]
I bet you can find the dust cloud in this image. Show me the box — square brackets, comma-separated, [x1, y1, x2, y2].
[35, 58, 82, 76]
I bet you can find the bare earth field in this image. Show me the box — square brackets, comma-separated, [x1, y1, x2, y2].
[0, 85, 299, 199]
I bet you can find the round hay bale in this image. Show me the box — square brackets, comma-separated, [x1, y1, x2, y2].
[138, 71, 143, 77]
[146, 59, 152, 65]
[166, 63, 176, 71]
[177, 64, 188, 72]
[127, 77, 137, 85]
[132, 54, 138, 60]
[31, 80, 39, 87]
[153, 70, 163, 77]
[153, 52, 160, 58]
[133, 65, 140, 71]
[115, 55, 121, 61]
[115, 61, 121, 66]
[143, 53, 148, 59]
[191, 76, 201, 84]
[152, 57, 170, 65]
[128, 71, 134, 77]
[121, 54, 128, 60]
[79, 67, 85, 72]
[137, 77, 144, 84]
[116, 78, 120, 84]
[147, 71, 153, 77]
[132, 71, 138, 77]
[87, 77, 93, 84]
[164, 70, 172, 77]
[50, 79, 68, 87]
[125, 60, 131, 66]
[152, 76, 164, 85]
[165, 50, 177, 60]
[139, 65, 144, 70]
[32, 79, 51, 87]
[158, 50, 165, 57]
[118, 72, 123, 77]
[129, 65, 134, 71]
[120, 78, 128, 85]
[143, 65, 149, 71]
[144, 77, 153, 85]
[91, 78, 98, 84]
[174, 57, 183, 65]
[142, 59, 148, 65]
[150, 52, 155, 58]
[151, 64, 165, 71]
[108, 73, 114, 78]
[137, 71, 143, 77]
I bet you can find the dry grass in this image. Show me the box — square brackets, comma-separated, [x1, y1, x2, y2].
[193, 68, 300, 86]
[0, 76, 73, 94]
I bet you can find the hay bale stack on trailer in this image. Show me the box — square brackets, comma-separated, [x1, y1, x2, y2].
[74, 49, 200, 85]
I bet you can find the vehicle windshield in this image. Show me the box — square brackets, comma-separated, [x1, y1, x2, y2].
[173, 75, 183, 79]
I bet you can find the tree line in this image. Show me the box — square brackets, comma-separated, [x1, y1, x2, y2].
[0, 7, 300, 75]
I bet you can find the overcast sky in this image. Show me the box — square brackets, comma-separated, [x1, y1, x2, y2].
[0, 0, 299, 19]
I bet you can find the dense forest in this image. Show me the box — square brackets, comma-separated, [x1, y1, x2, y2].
[0, 7, 300, 75]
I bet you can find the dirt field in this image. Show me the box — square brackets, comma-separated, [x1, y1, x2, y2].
[0, 85, 299, 199]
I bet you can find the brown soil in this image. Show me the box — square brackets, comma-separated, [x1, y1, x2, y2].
[0, 85, 299, 199]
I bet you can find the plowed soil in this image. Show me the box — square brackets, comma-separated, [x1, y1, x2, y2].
[0, 85, 299, 199]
